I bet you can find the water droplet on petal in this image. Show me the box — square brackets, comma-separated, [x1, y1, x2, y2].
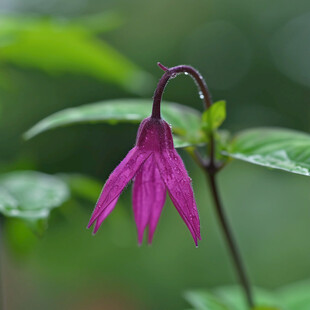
[184, 72, 189, 75]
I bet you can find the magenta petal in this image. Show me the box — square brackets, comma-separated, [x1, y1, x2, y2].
[88, 147, 152, 230]
[132, 154, 166, 245]
[92, 196, 119, 234]
[155, 149, 201, 245]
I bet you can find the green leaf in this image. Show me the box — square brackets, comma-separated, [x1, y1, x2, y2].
[202, 100, 226, 132]
[0, 15, 153, 93]
[185, 290, 230, 310]
[0, 171, 70, 221]
[185, 286, 281, 310]
[0, 186, 17, 212]
[24, 99, 205, 148]
[214, 287, 280, 310]
[225, 128, 310, 176]
[277, 280, 310, 310]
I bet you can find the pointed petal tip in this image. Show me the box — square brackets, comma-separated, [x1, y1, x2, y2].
[87, 214, 97, 228]
[92, 226, 99, 235]
[155, 149, 201, 247]
[93, 218, 104, 234]
[89, 147, 151, 233]
[197, 231, 202, 241]
[88, 218, 101, 235]
[147, 226, 155, 244]
[147, 234, 154, 245]
[193, 233, 201, 247]
[137, 234, 144, 246]
[87, 218, 95, 230]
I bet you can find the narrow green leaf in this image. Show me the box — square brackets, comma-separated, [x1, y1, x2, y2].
[0, 15, 153, 93]
[225, 128, 310, 176]
[202, 100, 226, 132]
[0, 171, 70, 221]
[24, 99, 205, 148]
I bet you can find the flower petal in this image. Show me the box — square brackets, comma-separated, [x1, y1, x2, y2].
[155, 149, 201, 245]
[92, 196, 119, 234]
[132, 154, 166, 245]
[88, 147, 152, 230]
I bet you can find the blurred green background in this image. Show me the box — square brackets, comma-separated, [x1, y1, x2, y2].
[1, 0, 310, 309]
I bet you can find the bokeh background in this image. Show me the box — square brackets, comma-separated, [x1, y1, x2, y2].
[1, 0, 310, 309]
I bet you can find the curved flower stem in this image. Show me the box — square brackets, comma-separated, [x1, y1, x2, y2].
[154, 63, 254, 309]
[152, 63, 212, 119]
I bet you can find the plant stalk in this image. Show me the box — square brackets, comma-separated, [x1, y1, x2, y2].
[204, 99, 254, 308]
[154, 62, 254, 309]
[206, 171, 254, 308]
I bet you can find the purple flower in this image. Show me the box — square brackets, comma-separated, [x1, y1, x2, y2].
[88, 117, 201, 245]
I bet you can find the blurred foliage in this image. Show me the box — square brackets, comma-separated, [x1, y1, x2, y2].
[185, 287, 279, 310]
[0, 13, 153, 93]
[0, 171, 69, 233]
[185, 281, 310, 310]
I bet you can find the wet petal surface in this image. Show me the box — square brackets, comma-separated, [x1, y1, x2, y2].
[155, 149, 201, 245]
[132, 154, 166, 244]
[88, 147, 152, 230]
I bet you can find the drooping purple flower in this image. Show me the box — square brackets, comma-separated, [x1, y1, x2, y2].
[88, 116, 201, 245]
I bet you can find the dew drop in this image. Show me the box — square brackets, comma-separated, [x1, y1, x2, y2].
[184, 72, 189, 75]
[199, 91, 204, 99]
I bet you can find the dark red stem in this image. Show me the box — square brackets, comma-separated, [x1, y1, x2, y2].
[151, 63, 212, 119]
